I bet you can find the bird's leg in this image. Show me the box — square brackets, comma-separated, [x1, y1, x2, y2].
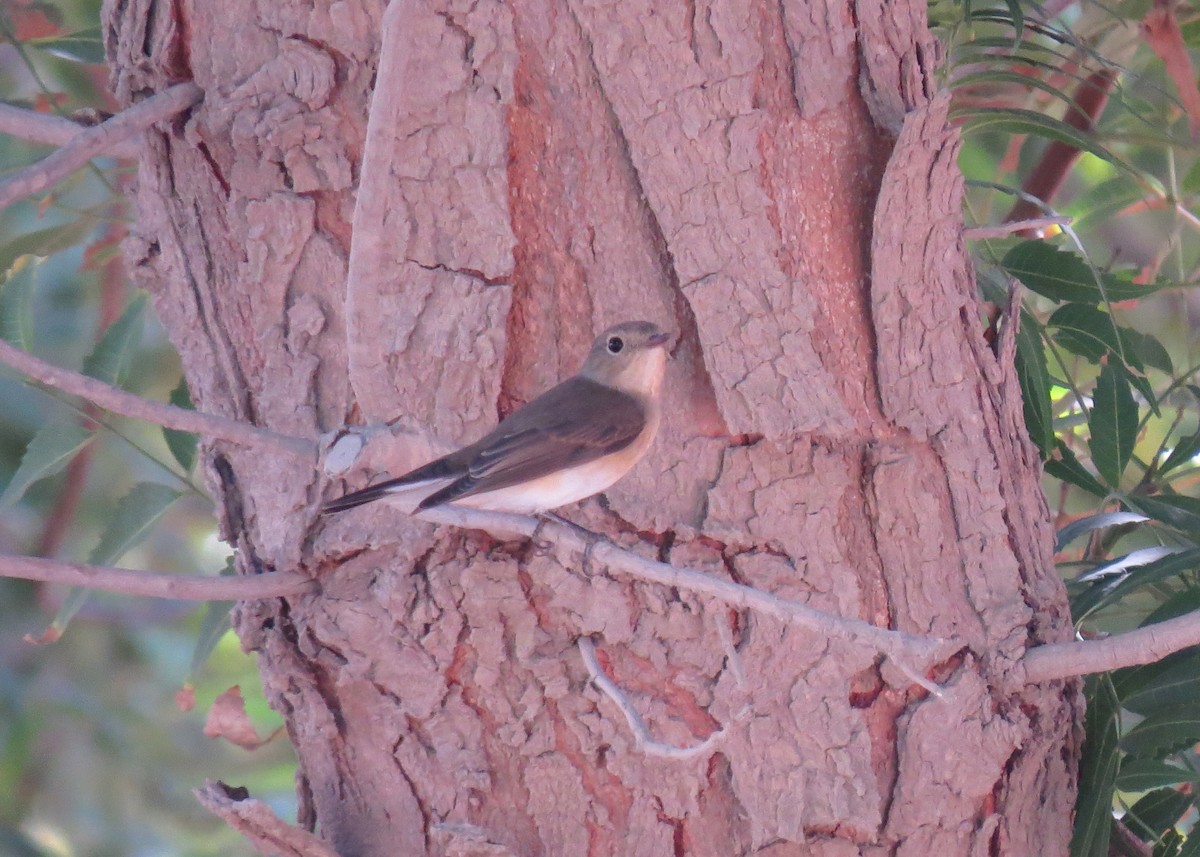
[529, 514, 557, 555]
[533, 512, 605, 575]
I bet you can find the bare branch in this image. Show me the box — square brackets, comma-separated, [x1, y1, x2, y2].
[964, 216, 1073, 240]
[1024, 610, 1200, 683]
[0, 82, 202, 210]
[196, 781, 340, 857]
[579, 636, 723, 760]
[414, 506, 959, 677]
[0, 338, 315, 458]
[1, 553, 315, 601]
[0, 103, 141, 158]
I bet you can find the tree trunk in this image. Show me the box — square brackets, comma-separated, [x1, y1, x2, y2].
[104, 0, 1083, 854]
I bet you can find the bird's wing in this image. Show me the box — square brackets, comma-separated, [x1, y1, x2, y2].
[417, 377, 647, 509]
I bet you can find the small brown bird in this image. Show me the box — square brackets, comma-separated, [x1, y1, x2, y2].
[323, 320, 671, 516]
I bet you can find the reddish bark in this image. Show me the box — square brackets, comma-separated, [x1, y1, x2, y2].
[103, 0, 1081, 854]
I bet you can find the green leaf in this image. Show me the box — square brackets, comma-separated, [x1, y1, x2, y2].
[1184, 157, 1200, 194]
[82, 293, 146, 387]
[1045, 441, 1110, 498]
[0, 420, 93, 506]
[0, 219, 99, 276]
[1116, 647, 1200, 715]
[48, 586, 93, 639]
[1049, 303, 1141, 369]
[952, 69, 1085, 116]
[1161, 430, 1200, 476]
[1121, 706, 1200, 758]
[1130, 495, 1200, 537]
[88, 482, 182, 566]
[1124, 789, 1193, 842]
[1003, 241, 1164, 304]
[959, 108, 1140, 179]
[189, 600, 232, 676]
[1071, 548, 1200, 620]
[1055, 510, 1148, 551]
[0, 257, 37, 349]
[1047, 303, 1159, 411]
[163, 378, 198, 473]
[1088, 362, 1138, 488]
[1071, 675, 1120, 857]
[1015, 309, 1053, 456]
[26, 27, 105, 64]
[1125, 328, 1173, 375]
[1143, 589, 1200, 626]
[1116, 758, 1200, 792]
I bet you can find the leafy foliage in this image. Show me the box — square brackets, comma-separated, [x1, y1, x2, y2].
[949, 0, 1200, 851]
[0, 3, 278, 855]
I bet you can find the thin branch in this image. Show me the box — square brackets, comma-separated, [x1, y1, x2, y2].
[0, 338, 315, 458]
[0, 102, 141, 158]
[0, 82, 202, 210]
[964, 216, 1073, 240]
[1023, 610, 1200, 683]
[579, 636, 723, 760]
[415, 506, 959, 677]
[1, 554, 315, 601]
[195, 781, 340, 857]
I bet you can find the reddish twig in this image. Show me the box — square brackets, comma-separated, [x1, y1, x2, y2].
[0, 102, 141, 158]
[0, 82, 202, 210]
[1024, 609, 1200, 683]
[0, 338, 315, 458]
[1, 553, 314, 601]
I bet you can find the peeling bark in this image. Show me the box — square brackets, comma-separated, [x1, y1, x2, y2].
[104, 0, 1082, 854]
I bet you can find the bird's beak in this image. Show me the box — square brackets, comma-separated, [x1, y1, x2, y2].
[647, 331, 671, 348]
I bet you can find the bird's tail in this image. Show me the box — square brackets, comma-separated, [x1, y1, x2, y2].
[322, 480, 408, 513]
[322, 458, 459, 514]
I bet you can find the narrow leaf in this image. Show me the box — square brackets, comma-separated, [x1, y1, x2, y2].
[1046, 441, 1110, 498]
[1015, 309, 1053, 456]
[1049, 303, 1142, 370]
[0, 420, 93, 506]
[0, 257, 37, 349]
[959, 108, 1139, 179]
[189, 601, 232, 676]
[0, 220, 97, 276]
[1088, 362, 1138, 488]
[1161, 430, 1200, 476]
[1071, 548, 1200, 620]
[1124, 328, 1173, 375]
[1070, 675, 1120, 857]
[1056, 511, 1149, 552]
[1130, 495, 1200, 537]
[1124, 789, 1192, 841]
[163, 378, 198, 473]
[26, 27, 105, 64]
[1003, 241, 1163, 304]
[82, 294, 147, 387]
[1116, 647, 1200, 714]
[1115, 758, 1200, 792]
[1075, 547, 1181, 582]
[1120, 706, 1200, 758]
[47, 587, 93, 639]
[88, 482, 182, 566]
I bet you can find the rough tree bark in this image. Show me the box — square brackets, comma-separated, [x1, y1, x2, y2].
[102, 0, 1082, 854]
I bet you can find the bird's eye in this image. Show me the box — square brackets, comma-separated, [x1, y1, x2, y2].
[607, 336, 624, 354]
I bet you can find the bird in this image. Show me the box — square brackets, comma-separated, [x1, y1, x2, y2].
[322, 320, 671, 516]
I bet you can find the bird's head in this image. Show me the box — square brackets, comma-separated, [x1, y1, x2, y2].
[579, 320, 672, 398]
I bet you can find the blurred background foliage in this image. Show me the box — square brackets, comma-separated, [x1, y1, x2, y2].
[3, 0, 1200, 855]
[0, 2, 293, 856]
[942, 0, 1200, 853]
